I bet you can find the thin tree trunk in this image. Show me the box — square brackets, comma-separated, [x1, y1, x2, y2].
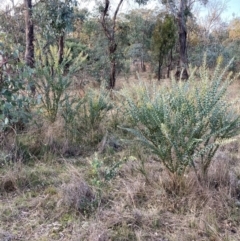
[176, 0, 189, 80]
[109, 60, 116, 89]
[141, 30, 146, 72]
[167, 49, 173, 78]
[108, 42, 117, 89]
[141, 59, 146, 72]
[107, 44, 117, 89]
[58, 34, 64, 64]
[24, 0, 34, 68]
[178, 17, 187, 69]
[157, 62, 162, 81]
[100, 0, 124, 89]
[158, 52, 163, 81]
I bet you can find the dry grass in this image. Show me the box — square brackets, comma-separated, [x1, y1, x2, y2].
[59, 167, 97, 215]
[1, 144, 240, 240]
[0, 73, 240, 241]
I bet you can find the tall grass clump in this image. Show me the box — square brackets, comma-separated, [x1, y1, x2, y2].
[121, 57, 240, 182]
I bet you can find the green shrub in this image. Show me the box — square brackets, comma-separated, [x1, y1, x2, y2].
[65, 38, 88, 60]
[121, 57, 240, 180]
[34, 45, 86, 123]
[61, 83, 113, 146]
[0, 43, 32, 132]
[88, 152, 122, 187]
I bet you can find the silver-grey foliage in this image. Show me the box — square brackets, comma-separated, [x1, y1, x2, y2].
[121, 56, 240, 179]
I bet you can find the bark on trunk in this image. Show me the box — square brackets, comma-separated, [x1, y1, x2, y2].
[167, 49, 173, 78]
[24, 0, 34, 68]
[100, 0, 124, 89]
[109, 60, 116, 89]
[158, 55, 162, 81]
[108, 42, 117, 89]
[176, 0, 189, 80]
[58, 34, 64, 64]
[141, 59, 146, 72]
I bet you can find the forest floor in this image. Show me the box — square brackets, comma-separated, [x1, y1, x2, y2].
[1, 73, 240, 241]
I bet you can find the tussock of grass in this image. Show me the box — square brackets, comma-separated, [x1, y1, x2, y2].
[60, 169, 97, 215]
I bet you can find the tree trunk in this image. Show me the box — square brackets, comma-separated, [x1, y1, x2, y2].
[141, 59, 146, 72]
[58, 34, 64, 64]
[24, 0, 34, 68]
[100, 0, 124, 89]
[141, 32, 145, 72]
[158, 57, 162, 81]
[109, 60, 116, 89]
[108, 42, 117, 89]
[176, 0, 189, 80]
[167, 49, 173, 78]
[157, 48, 164, 81]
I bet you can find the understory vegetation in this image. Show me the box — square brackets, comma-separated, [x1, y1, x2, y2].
[1, 50, 240, 240]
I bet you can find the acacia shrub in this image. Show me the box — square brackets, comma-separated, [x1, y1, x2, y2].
[121, 57, 240, 180]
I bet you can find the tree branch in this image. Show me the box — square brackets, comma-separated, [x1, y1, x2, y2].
[100, 0, 111, 39]
[113, 0, 124, 32]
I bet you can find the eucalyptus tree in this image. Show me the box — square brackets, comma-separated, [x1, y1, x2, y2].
[98, 0, 125, 89]
[157, 0, 208, 79]
[34, 0, 77, 63]
[72, 8, 89, 39]
[98, 0, 156, 89]
[82, 17, 112, 81]
[0, 4, 25, 50]
[79, 14, 129, 83]
[124, 9, 155, 72]
[152, 14, 177, 80]
[188, 0, 229, 68]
